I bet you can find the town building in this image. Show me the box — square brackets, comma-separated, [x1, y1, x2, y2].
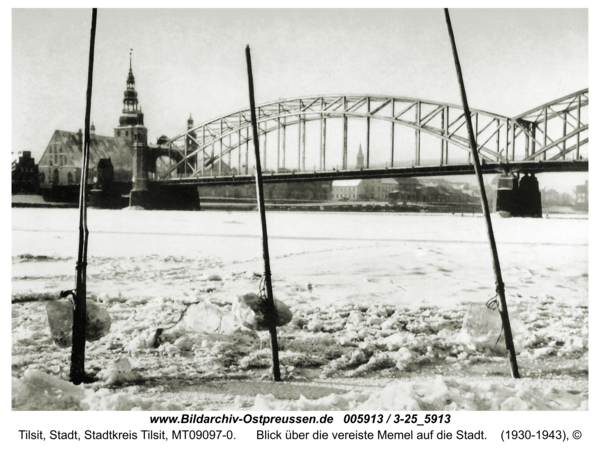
[331, 148, 399, 201]
[331, 179, 364, 200]
[12, 151, 40, 194]
[36, 56, 228, 200]
[575, 181, 588, 210]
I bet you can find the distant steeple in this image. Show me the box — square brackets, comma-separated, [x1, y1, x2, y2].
[356, 143, 364, 169]
[186, 114, 197, 152]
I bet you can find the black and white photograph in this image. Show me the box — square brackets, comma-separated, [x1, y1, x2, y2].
[11, 5, 590, 421]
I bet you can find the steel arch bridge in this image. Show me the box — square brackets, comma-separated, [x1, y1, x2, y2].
[155, 89, 588, 185]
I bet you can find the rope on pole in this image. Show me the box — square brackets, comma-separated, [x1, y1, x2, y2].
[70, 8, 97, 385]
[444, 8, 520, 378]
[245, 45, 282, 382]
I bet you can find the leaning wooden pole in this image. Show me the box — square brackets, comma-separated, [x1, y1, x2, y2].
[444, 9, 520, 378]
[245, 45, 282, 382]
[70, 8, 97, 385]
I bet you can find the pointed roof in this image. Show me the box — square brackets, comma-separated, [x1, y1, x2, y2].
[38, 130, 133, 182]
[357, 143, 364, 157]
[127, 49, 135, 84]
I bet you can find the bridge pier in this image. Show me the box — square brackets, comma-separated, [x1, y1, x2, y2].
[493, 173, 542, 218]
[129, 141, 200, 210]
[129, 141, 150, 208]
[130, 184, 200, 210]
[89, 158, 128, 209]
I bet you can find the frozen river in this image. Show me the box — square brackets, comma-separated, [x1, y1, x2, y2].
[12, 208, 588, 308]
[11, 208, 589, 411]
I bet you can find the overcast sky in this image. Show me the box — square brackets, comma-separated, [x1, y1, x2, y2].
[11, 8, 589, 191]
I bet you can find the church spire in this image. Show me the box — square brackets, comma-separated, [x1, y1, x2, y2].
[356, 143, 364, 169]
[127, 49, 135, 87]
[115, 51, 147, 144]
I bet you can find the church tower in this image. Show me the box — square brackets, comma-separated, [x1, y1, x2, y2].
[185, 114, 199, 170]
[185, 114, 198, 152]
[114, 51, 147, 145]
[356, 143, 365, 169]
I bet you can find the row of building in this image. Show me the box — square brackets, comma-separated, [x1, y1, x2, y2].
[198, 176, 485, 204]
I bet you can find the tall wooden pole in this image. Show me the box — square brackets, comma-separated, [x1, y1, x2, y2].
[245, 45, 281, 382]
[70, 8, 97, 385]
[444, 8, 520, 378]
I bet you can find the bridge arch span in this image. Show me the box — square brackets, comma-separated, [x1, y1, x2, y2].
[159, 90, 587, 180]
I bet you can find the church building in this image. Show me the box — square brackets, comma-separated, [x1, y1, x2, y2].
[36, 55, 200, 197]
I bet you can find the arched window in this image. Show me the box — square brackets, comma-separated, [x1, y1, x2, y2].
[67, 172, 74, 184]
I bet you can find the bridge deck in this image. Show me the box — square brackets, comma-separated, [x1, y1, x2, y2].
[157, 160, 588, 186]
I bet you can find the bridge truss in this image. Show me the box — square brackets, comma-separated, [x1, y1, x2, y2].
[158, 89, 588, 183]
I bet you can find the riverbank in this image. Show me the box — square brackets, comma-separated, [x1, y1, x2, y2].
[12, 194, 587, 216]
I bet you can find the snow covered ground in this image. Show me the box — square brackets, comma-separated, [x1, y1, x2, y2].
[11, 208, 588, 410]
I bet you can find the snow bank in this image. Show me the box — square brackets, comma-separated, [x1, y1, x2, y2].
[12, 369, 189, 411]
[253, 376, 588, 411]
[12, 369, 86, 411]
[356, 376, 587, 411]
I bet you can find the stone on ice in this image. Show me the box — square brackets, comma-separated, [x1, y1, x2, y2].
[183, 300, 236, 334]
[456, 305, 503, 346]
[232, 293, 293, 331]
[86, 302, 112, 341]
[45, 299, 112, 348]
[457, 305, 524, 351]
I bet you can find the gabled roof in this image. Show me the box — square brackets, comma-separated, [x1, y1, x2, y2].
[39, 130, 133, 174]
